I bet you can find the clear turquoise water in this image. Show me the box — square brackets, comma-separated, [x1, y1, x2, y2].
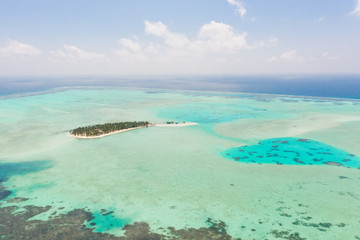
[0, 87, 360, 239]
[0, 160, 52, 182]
[223, 137, 360, 169]
[156, 96, 294, 124]
[85, 211, 130, 233]
[158, 102, 267, 123]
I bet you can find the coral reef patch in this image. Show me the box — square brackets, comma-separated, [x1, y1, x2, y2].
[223, 138, 360, 169]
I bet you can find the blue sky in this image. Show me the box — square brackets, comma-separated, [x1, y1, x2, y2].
[0, 0, 359, 75]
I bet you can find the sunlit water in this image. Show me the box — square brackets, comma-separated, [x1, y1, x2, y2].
[0, 87, 360, 239]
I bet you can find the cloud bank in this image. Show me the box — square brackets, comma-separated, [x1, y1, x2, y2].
[0, 39, 42, 57]
[142, 20, 266, 55]
[51, 44, 107, 62]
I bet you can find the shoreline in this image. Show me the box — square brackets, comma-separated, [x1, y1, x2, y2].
[70, 126, 146, 139]
[70, 122, 199, 139]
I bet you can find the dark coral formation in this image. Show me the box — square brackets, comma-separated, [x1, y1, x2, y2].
[168, 219, 240, 240]
[0, 190, 356, 240]
[271, 230, 306, 240]
[0, 205, 123, 240]
[0, 158, 244, 240]
[0, 188, 11, 200]
[292, 219, 334, 232]
[0, 201, 242, 240]
[224, 137, 360, 169]
[324, 161, 343, 167]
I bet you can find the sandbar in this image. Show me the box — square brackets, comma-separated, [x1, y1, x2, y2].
[153, 122, 199, 127]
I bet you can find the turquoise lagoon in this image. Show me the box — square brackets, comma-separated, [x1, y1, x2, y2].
[0, 88, 360, 239]
[223, 137, 360, 168]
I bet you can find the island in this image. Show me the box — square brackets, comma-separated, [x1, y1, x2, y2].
[70, 121, 199, 139]
[70, 121, 150, 138]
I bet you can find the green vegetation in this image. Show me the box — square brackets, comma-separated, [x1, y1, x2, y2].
[70, 121, 150, 137]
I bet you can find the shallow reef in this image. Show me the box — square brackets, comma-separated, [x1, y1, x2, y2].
[0, 199, 242, 240]
[223, 137, 360, 169]
[1, 180, 242, 240]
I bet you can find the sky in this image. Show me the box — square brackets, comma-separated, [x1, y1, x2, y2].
[0, 0, 359, 76]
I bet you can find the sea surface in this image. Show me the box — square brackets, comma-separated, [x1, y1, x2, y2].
[0, 76, 360, 239]
[1, 74, 360, 99]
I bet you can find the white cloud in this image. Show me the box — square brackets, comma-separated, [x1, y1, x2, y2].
[118, 38, 142, 52]
[145, 43, 160, 55]
[0, 39, 42, 57]
[197, 21, 273, 52]
[145, 21, 168, 36]
[268, 50, 306, 63]
[280, 50, 304, 62]
[144, 20, 264, 55]
[114, 49, 147, 62]
[194, 21, 249, 53]
[268, 37, 278, 46]
[323, 52, 339, 60]
[102, 20, 277, 75]
[114, 38, 147, 61]
[227, 0, 247, 17]
[51, 44, 106, 62]
[145, 20, 190, 48]
[317, 16, 325, 22]
[111, 20, 276, 74]
[350, 0, 360, 16]
[267, 56, 278, 62]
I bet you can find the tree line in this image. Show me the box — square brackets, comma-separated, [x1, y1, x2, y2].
[70, 121, 150, 136]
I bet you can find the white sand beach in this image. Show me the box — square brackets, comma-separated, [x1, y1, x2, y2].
[70, 126, 146, 139]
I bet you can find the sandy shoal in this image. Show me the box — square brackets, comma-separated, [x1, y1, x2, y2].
[214, 113, 360, 143]
[153, 122, 199, 127]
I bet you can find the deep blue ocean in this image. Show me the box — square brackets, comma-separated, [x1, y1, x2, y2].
[1, 74, 360, 99]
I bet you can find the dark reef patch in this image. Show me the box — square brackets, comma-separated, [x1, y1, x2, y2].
[6, 196, 29, 203]
[271, 230, 306, 240]
[280, 213, 292, 217]
[0, 205, 123, 240]
[0, 202, 245, 240]
[0, 189, 11, 200]
[168, 217, 241, 240]
[0, 160, 53, 182]
[103, 210, 114, 216]
[0, 182, 13, 201]
[291, 219, 340, 232]
[223, 137, 360, 169]
[324, 161, 343, 167]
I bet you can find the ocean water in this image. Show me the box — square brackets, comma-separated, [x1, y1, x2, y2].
[0, 86, 360, 239]
[1, 74, 360, 99]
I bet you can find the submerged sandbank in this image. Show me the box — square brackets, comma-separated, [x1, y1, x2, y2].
[153, 122, 199, 127]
